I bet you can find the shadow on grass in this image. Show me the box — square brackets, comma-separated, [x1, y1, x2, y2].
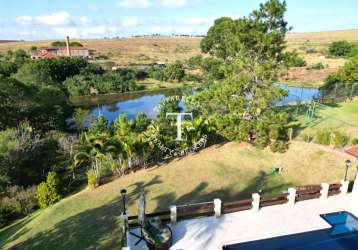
[5, 172, 292, 249]
[153, 171, 293, 211]
[13, 200, 123, 250]
[0, 213, 39, 248]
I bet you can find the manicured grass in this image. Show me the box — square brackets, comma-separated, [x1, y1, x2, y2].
[1, 141, 356, 250]
[294, 102, 358, 139]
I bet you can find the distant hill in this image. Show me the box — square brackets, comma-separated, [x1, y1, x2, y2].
[0, 29, 357, 67]
[0, 40, 21, 43]
[286, 29, 358, 43]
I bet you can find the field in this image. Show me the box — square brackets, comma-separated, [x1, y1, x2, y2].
[292, 101, 358, 139]
[1, 29, 358, 86]
[1, 139, 357, 250]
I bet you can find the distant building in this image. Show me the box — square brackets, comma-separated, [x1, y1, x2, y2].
[31, 46, 90, 59]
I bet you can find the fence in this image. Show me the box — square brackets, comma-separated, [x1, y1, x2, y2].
[126, 181, 349, 229]
[277, 83, 357, 107]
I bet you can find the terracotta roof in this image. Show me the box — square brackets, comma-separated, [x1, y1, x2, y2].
[345, 145, 358, 158]
[31, 50, 59, 58]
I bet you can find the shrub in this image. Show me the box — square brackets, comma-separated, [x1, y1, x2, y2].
[186, 55, 203, 69]
[303, 134, 314, 143]
[352, 138, 358, 145]
[315, 130, 331, 145]
[87, 169, 97, 188]
[306, 48, 317, 54]
[329, 41, 353, 57]
[285, 50, 307, 67]
[0, 175, 10, 193]
[0, 185, 37, 228]
[148, 67, 168, 81]
[270, 140, 288, 153]
[0, 197, 21, 227]
[307, 62, 324, 70]
[332, 131, 348, 148]
[51, 41, 83, 47]
[36, 172, 61, 208]
[349, 45, 358, 57]
[165, 61, 185, 81]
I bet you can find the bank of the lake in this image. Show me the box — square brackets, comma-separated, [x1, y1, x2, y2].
[70, 83, 322, 123]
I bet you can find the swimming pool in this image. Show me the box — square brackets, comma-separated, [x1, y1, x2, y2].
[223, 211, 358, 250]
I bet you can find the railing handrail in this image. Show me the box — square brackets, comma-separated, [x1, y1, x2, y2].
[126, 182, 345, 228]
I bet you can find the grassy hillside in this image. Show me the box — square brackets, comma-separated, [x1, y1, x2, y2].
[286, 29, 358, 44]
[1, 140, 357, 250]
[1, 29, 357, 86]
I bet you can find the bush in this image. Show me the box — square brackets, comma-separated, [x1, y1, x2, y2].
[270, 140, 288, 153]
[148, 67, 168, 82]
[315, 130, 331, 145]
[0, 185, 37, 228]
[51, 41, 83, 47]
[332, 131, 348, 148]
[352, 138, 358, 145]
[303, 134, 314, 143]
[320, 57, 358, 96]
[186, 55, 203, 69]
[36, 172, 61, 208]
[349, 45, 358, 57]
[64, 70, 139, 96]
[307, 62, 324, 70]
[165, 61, 185, 81]
[306, 48, 317, 54]
[285, 50, 307, 67]
[329, 41, 353, 57]
[87, 169, 97, 188]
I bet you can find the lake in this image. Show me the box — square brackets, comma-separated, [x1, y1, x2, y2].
[72, 84, 320, 123]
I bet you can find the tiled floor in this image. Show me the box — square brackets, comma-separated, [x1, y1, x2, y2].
[128, 193, 358, 250]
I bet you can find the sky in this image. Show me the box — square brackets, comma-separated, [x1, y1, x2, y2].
[0, 0, 357, 40]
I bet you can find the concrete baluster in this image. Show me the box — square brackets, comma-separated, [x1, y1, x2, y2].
[214, 199, 222, 217]
[252, 193, 260, 212]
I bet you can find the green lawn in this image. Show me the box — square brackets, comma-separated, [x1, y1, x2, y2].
[1, 141, 357, 250]
[293, 101, 358, 140]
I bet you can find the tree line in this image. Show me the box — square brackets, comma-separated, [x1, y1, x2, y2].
[2, 0, 356, 229]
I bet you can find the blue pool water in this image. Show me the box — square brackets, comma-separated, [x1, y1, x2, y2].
[223, 211, 358, 250]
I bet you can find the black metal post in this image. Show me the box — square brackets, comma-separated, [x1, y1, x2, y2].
[121, 189, 127, 214]
[345, 160, 351, 182]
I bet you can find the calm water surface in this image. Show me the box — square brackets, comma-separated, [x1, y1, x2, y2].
[73, 84, 320, 123]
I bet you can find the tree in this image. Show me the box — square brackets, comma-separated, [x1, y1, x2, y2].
[0, 123, 61, 186]
[51, 41, 83, 47]
[186, 55, 203, 69]
[329, 41, 354, 57]
[73, 108, 91, 131]
[320, 57, 358, 96]
[165, 61, 185, 81]
[14, 57, 88, 87]
[0, 61, 18, 77]
[188, 0, 290, 150]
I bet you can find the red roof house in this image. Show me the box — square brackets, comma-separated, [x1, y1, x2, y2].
[345, 145, 358, 159]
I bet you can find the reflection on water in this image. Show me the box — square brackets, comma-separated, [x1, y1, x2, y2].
[276, 83, 320, 106]
[91, 94, 166, 121]
[72, 84, 320, 123]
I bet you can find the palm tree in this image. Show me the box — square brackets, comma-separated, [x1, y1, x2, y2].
[78, 132, 120, 186]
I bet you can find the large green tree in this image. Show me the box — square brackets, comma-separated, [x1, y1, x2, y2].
[188, 0, 290, 150]
[0, 76, 72, 131]
[320, 56, 358, 97]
